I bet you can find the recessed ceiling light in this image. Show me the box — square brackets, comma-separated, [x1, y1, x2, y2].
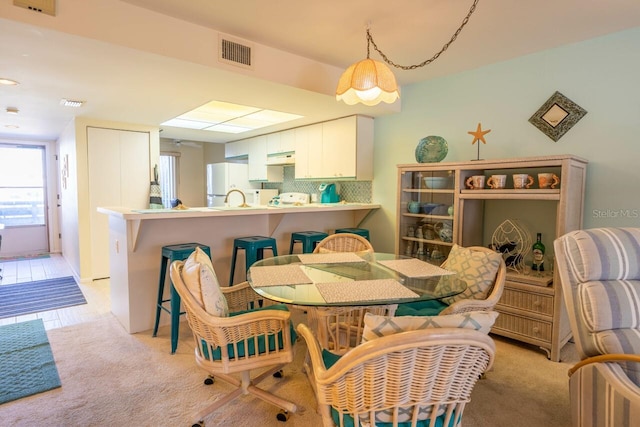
[161, 100, 303, 134]
[4, 124, 20, 129]
[6, 107, 19, 115]
[0, 78, 19, 86]
[60, 99, 85, 108]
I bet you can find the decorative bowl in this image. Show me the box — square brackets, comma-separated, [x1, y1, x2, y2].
[415, 136, 448, 163]
[423, 177, 450, 189]
[421, 203, 442, 214]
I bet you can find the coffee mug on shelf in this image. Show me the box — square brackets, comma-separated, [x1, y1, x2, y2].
[513, 174, 534, 189]
[538, 173, 560, 189]
[465, 175, 486, 189]
[487, 174, 507, 189]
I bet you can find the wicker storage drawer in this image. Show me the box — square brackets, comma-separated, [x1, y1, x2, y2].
[493, 311, 553, 343]
[499, 286, 554, 317]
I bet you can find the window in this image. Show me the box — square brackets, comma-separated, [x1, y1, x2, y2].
[0, 144, 46, 226]
[159, 152, 179, 208]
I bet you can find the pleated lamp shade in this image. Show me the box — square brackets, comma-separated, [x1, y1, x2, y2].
[336, 58, 399, 106]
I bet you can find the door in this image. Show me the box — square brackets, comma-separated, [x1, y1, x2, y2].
[88, 127, 150, 279]
[0, 143, 49, 257]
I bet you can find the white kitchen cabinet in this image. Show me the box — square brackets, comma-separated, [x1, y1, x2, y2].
[248, 136, 283, 182]
[294, 123, 323, 179]
[266, 129, 295, 155]
[295, 116, 373, 180]
[224, 139, 249, 159]
[87, 127, 150, 279]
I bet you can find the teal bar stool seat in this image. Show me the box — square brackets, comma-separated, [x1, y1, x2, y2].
[335, 227, 370, 241]
[289, 231, 328, 254]
[152, 242, 211, 354]
[229, 236, 278, 286]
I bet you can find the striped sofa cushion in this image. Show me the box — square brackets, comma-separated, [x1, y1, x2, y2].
[579, 280, 640, 331]
[564, 228, 640, 282]
[593, 328, 640, 386]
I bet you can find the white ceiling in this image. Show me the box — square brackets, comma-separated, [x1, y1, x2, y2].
[1, 0, 640, 144]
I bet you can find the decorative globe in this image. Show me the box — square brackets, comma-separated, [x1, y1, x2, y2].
[415, 136, 448, 163]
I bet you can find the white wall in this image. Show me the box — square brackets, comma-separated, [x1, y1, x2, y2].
[368, 27, 640, 253]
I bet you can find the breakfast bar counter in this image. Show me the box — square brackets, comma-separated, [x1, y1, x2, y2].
[98, 203, 380, 333]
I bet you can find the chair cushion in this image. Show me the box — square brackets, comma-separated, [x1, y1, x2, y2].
[578, 280, 640, 332]
[203, 304, 296, 360]
[437, 245, 502, 305]
[563, 228, 640, 282]
[330, 408, 458, 427]
[593, 328, 640, 386]
[361, 311, 499, 343]
[181, 247, 228, 316]
[395, 299, 448, 317]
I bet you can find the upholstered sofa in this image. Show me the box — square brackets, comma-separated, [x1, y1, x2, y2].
[555, 227, 640, 427]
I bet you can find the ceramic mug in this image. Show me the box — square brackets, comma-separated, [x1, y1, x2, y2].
[487, 174, 507, 189]
[465, 175, 485, 189]
[513, 174, 534, 189]
[538, 173, 560, 189]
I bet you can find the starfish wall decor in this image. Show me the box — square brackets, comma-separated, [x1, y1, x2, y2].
[468, 123, 491, 160]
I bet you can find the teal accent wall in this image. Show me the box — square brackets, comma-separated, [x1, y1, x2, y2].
[366, 27, 640, 253]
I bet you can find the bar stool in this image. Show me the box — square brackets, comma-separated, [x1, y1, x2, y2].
[335, 227, 370, 241]
[289, 231, 329, 254]
[229, 236, 278, 286]
[153, 242, 211, 354]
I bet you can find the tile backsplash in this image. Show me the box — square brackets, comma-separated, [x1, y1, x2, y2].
[263, 166, 372, 203]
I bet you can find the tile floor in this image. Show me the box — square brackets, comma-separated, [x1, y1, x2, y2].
[0, 254, 110, 330]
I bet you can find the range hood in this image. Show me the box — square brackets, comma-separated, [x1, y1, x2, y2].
[266, 153, 295, 165]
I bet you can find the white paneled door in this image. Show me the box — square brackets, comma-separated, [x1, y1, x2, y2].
[88, 127, 150, 279]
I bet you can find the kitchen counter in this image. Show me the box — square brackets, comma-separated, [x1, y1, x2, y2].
[98, 202, 380, 333]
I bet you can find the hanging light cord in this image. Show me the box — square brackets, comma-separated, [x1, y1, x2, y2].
[366, 0, 479, 70]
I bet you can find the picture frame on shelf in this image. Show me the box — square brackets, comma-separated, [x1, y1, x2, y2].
[528, 91, 587, 142]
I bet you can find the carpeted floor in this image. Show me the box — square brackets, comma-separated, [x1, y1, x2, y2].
[0, 319, 61, 405]
[0, 276, 86, 319]
[0, 312, 578, 426]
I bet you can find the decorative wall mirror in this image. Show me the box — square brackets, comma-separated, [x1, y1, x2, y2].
[528, 91, 587, 141]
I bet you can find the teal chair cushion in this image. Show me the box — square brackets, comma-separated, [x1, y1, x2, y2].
[395, 299, 448, 317]
[202, 304, 296, 360]
[322, 349, 460, 427]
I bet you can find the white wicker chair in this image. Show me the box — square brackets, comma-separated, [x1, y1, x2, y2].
[555, 228, 640, 426]
[170, 261, 297, 425]
[313, 233, 374, 253]
[297, 323, 495, 427]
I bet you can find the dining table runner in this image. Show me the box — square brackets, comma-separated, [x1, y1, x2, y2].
[377, 258, 454, 278]
[297, 252, 365, 264]
[316, 279, 419, 303]
[249, 264, 312, 287]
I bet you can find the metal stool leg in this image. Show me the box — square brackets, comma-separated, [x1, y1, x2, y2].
[152, 255, 169, 337]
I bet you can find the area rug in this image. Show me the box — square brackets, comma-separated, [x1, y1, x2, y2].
[0, 319, 61, 405]
[0, 254, 50, 262]
[0, 276, 86, 319]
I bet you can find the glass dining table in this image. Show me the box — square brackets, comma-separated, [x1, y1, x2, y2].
[247, 252, 467, 307]
[248, 251, 467, 355]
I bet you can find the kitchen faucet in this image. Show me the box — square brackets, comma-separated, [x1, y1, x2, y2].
[224, 189, 250, 207]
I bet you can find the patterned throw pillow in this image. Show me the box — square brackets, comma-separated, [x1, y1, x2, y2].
[361, 310, 499, 343]
[437, 244, 502, 305]
[181, 247, 229, 317]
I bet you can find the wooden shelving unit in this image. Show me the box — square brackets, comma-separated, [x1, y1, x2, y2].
[396, 154, 588, 361]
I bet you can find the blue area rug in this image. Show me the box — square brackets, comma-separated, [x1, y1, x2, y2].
[0, 276, 86, 319]
[0, 319, 61, 404]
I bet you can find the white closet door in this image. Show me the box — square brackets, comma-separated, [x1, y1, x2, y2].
[88, 127, 149, 279]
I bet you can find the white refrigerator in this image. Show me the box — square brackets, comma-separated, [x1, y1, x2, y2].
[206, 163, 259, 207]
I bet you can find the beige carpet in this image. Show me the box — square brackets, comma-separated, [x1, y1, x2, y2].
[0, 312, 578, 426]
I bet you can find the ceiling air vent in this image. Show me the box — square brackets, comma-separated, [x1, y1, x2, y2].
[218, 34, 253, 70]
[13, 0, 56, 16]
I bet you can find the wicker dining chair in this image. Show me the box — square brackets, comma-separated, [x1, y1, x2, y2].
[169, 260, 297, 425]
[313, 233, 374, 253]
[297, 323, 495, 427]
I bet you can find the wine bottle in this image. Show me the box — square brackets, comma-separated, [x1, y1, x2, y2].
[532, 233, 545, 272]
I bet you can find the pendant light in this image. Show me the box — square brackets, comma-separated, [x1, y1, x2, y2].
[336, 0, 479, 106]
